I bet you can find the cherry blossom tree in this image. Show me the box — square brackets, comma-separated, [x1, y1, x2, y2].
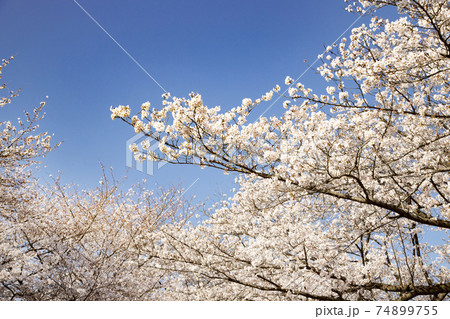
[1, 173, 191, 300]
[0, 59, 192, 300]
[0, 57, 54, 210]
[1, 57, 55, 299]
[114, 0, 449, 300]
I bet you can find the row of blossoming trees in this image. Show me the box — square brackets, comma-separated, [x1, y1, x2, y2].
[1, 0, 449, 301]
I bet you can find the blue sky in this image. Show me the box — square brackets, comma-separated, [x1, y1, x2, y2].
[0, 0, 368, 202]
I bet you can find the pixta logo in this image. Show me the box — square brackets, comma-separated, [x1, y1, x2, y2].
[126, 133, 167, 176]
